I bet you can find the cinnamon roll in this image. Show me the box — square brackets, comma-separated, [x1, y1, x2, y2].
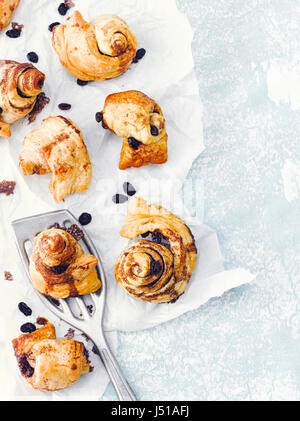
[19, 116, 92, 203]
[12, 320, 90, 391]
[52, 11, 137, 81]
[29, 229, 101, 299]
[101, 91, 168, 169]
[0, 60, 46, 138]
[115, 197, 197, 303]
[0, 0, 20, 31]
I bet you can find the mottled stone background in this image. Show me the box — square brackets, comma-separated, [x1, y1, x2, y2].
[102, 0, 300, 401]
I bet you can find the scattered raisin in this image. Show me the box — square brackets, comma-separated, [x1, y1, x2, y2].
[135, 48, 146, 60]
[141, 232, 151, 238]
[18, 302, 32, 317]
[6, 28, 21, 38]
[58, 2, 68, 15]
[123, 182, 136, 197]
[27, 52, 39, 63]
[128, 137, 142, 150]
[0, 107, 3, 114]
[95, 112, 103, 123]
[77, 79, 89, 86]
[20, 323, 36, 334]
[79, 213, 92, 226]
[112, 194, 128, 204]
[64, 328, 75, 339]
[58, 103, 71, 110]
[48, 22, 60, 32]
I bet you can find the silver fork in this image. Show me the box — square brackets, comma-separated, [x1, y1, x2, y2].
[11, 209, 136, 401]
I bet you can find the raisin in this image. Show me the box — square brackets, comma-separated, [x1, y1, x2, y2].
[141, 231, 151, 238]
[27, 52, 39, 63]
[58, 3, 68, 15]
[123, 182, 136, 197]
[6, 29, 21, 38]
[79, 213, 92, 226]
[128, 137, 142, 150]
[48, 22, 60, 32]
[0, 107, 3, 114]
[51, 265, 68, 274]
[135, 48, 146, 60]
[20, 323, 36, 334]
[112, 194, 128, 204]
[58, 103, 71, 110]
[18, 302, 32, 317]
[95, 112, 103, 123]
[151, 125, 159, 136]
[77, 79, 88, 86]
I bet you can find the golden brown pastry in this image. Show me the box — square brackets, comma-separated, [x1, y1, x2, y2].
[19, 116, 92, 203]
[101, 91, 168, 170]
[12, 320, 90, 391]
[0, 0, 20, 31]
[52, 11, 137, 81]
[29, 228, 102, 299]
[115, 197, 197, 303]
[0, 60, 46, 138]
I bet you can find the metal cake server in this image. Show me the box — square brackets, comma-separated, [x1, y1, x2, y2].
[11, 209, 136, 401]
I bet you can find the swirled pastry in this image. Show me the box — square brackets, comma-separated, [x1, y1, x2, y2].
[101, 91, 168, 169]
[0, 0, 20, 31]
[52, 11, 137, 81]
[29, 228, 101, 299]
[0, 60, 45, 138]
[19, 116, 92, 202]
[115, 197, 197, 303]
[12, 320, 90, 391]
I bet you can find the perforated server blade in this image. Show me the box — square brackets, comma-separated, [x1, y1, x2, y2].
[11, 209, 136, 401]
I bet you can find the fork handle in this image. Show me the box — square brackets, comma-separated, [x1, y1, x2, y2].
[99, 347, 137, 401]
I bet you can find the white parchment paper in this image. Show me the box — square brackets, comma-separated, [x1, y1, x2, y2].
[0, 0, 254, 400]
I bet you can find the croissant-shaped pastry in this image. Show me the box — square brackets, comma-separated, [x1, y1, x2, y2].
[52, 11, 137, 81]
[115, 197, 197, 303]
[12, 320, 90, 391]
[0, 0, 20, 31]
[29, 228, 101, 299]
[19, 116, 92, 202]
[0, 60, 46, 138]
[101, 91, 168, 170]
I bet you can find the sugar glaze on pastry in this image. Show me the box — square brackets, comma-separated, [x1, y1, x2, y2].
[29, 228, 101, 299]
[0, 60, 45, 138]
[115, 197, 197, 303]
[101, 91, 168, 170]
[0, 0, 20, 31]
[12, 320, 90, 391]
[19, 116, 92, 203]
[52, 11, 137, 81]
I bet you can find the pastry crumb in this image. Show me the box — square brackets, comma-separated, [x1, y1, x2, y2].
[11, 22, 24, 31]
[64, 0, 75, 8]
[4, 271, 13, 281]
[0, 180, 16, 196]
[64, 328, 75, 339]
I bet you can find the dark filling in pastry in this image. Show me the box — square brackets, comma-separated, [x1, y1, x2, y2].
[51, 265, 68, 274]
[128, 137, 142, 150]
[17, 354, 34, 378]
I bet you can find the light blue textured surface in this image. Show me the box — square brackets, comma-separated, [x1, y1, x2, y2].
[102, 0, 300, 401]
